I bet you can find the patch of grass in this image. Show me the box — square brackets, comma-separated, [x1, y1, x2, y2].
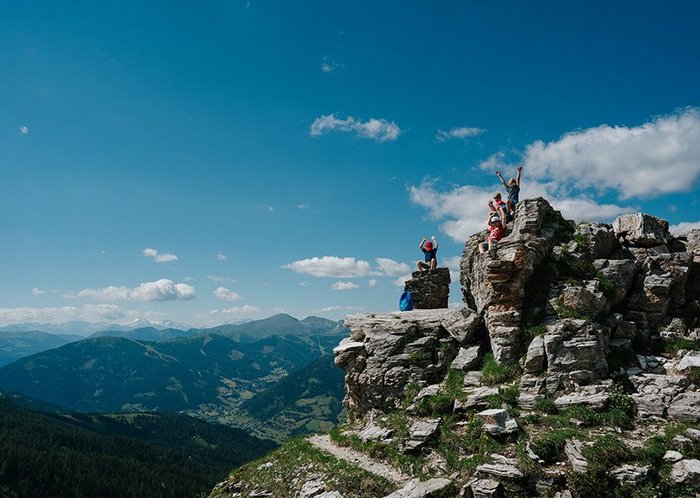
[687, 367, 700, 386]
[663, 338, 700, 356]
[597, 273, 617, 301]
[480, 353, 521, 386]
[526, 325, 547, 338]
[402, 382, 421, 408]
[568, 434, 633, 498]
[413, 393, 454, 417]
[443, 368, 465, 400]
[440, 416, 502, 476]
[529, 428, 580, 464]
[486, 384, 520, 409]
[553, 295, 590, 320]
[533, 398, 559, 415]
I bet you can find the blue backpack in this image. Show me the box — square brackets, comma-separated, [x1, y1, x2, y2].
[399, 290, 413, 311]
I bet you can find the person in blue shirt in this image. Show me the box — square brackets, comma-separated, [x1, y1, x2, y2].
[496, 165, 523, 218]
[417, 236, 438, 271]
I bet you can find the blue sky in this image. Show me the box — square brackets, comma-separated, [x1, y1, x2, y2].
[1, 1, 699, 329]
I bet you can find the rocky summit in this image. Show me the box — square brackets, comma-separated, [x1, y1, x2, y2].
[210, 198, 700, 498]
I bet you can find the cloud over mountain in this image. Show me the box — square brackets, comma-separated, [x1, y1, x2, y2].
[77, 279, 196, 302]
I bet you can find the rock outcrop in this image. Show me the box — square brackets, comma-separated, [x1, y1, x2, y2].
[404, 268, 451, 309]
[213, 199, 700, 498]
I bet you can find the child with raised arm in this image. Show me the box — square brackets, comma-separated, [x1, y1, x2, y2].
[417, 236, 438, 271]
[495, 166, 523, 217]
[478, 212, 507, 254]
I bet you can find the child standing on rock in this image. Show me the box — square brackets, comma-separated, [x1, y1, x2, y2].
[495, 166, 523, 219]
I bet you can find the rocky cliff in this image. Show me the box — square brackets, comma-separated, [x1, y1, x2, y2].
[211, 198, 700, 498]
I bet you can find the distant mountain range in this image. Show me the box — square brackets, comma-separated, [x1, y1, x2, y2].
[0, 330, 83, 366]
[0, 314, 349, 440]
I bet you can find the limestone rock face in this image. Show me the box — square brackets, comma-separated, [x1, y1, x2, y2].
[574, 222, 618, 259]
[335, 309, 480, 419]
[613, 213, 670, 248]
[461, 198, 573, 364]
[543, 319, 609, 393]
[405, 268, 451, 309]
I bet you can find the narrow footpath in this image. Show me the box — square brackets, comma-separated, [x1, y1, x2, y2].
[308, 434, 411, 486]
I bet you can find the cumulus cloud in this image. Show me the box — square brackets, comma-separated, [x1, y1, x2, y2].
[375, 258, 410, 276]
[310, 114, 401, 142]
[142, 247, 178, 263]
[368, 278, 377, 287]
[19, 125, 29, 134]
[436, 126, 485, 141]
[77, 279, 196, 302]
[321, 57, 344, 73]
[31, 287, 45, 296]
[216, 252, 228, 261]
[214, 287, 242, 301]
[0, 304, 138, 326]
[521, 108, 700, 200]
[393, 273, 413, 288]
[331, 281, 359, 291]
[670, 221, 700, 235]
[207, 275, 237, 283]
[212, 305, 260, 315]
[283, 256, 371, 278]
[313, 305, 364, 313]
[409, 179, 635, 242]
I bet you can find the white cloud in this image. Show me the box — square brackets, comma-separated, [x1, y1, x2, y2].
[310, 114, 401, 142]
[77, 279, 196, 302]
[321, 57, 344, 73]
[216, 252, 228, 261]
[297, 203, 310, 210]
[207, 275, 237, 283]
[436, 126, 485, 141]
[670, 221, 700, 235]
[521, 108, 700, 200]
[212, 305, 260, 315]
[313, 305, 364, 313]
[31, 287, 45, 296]
[214, 287, 242, 301]
[409, 177, 635, 242]
[19, 125, 29, 134]
[368, 278, 377, 287]
[283, 256, 371, 278]
[375, 257, 410, 276]
[142, 247, 179, 263]
[331, 281, 359, 291]
[393, 273, 413, 288]
[0, 304, 138, 326]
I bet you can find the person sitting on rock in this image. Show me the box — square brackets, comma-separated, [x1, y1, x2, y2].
[479, 213, 507, 254]
[417, 236, 438, 271]
[488, 192, 508, 221]
[495, 166, 523, 218]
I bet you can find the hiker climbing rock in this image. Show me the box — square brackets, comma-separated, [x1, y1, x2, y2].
[488, 192, 508, 222]
[495, 165, 522, 219]
[479, 212, 507, 254]
[417, 236, 438, 271]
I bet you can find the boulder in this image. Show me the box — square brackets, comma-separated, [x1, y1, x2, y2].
[463, 479, 502, 498]
[461, 198, 574, 364]
[594, 259, 639, 306]
[337, 310, 464, 419]
[405, 268, 451, 309]
[551, 280, 607, 319]
[573, 222, 618, 259]
[476, 455, 524, 480]
[404, 418, 441, 452]
[454, 386, 500, 411]
[610, 465, 649, 486]
[451, 345, 483, 371]
[440, 308, 481, 344]
[613, 213, 670, 248]
[543, 320, 609, 392]
[667, 392, 700, 422]
[553, 383, 612, 410]
[384, 478, 454, 498]
[475, 408, 519, 436]
[565, 439, 588, 473]
[630, 374, 691, 419]
[670, 459, 700, 487]
[522, 335, 546, 374]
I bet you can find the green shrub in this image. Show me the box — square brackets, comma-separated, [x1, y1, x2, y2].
[526, 325, 547, 337]
[443, 368, 465, 400]
[663, 338, 700, 356]
[529, 428, 579, 464]
[553, 295, 589, 320]
[486, 385, 520, 409]
[533, 398, 559, 415]
[480, 353, 521, 386]
[687, 367, 700, 386]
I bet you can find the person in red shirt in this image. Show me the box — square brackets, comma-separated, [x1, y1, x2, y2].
[478, 213, 507, 254]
